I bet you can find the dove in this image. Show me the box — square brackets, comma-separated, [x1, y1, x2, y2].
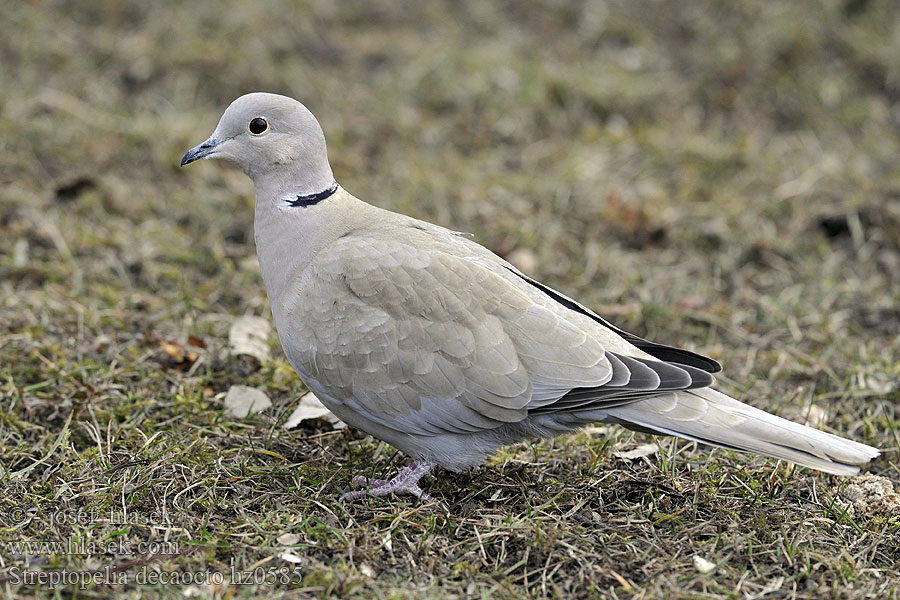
[181, 92, 879, 502]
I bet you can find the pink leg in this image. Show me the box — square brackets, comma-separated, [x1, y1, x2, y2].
[339, 460, 434, 502]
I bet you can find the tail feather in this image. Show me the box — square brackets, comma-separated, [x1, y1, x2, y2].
[599, 387, 879, 475]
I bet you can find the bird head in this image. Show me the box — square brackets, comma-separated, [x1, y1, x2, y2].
[181, 92, 335, 195]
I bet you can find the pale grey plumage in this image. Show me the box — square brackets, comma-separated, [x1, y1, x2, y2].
[182, 93, 878, 499]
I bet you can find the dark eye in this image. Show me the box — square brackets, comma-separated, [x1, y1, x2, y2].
[249, 117, 268, 135]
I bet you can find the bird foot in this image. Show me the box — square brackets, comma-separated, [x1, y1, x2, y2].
[340, 460, 434, 502]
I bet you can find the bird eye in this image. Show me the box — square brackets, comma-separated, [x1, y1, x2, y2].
[248, 117, 268, 135]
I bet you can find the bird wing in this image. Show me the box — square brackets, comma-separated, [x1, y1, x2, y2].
[284, 229, 617, 435]
[412, 218, 722, 373]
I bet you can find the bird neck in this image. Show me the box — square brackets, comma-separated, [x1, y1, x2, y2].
[251, 185, 368, 309]
[247, 144, 337, 203]
[281, 181, 339, 207]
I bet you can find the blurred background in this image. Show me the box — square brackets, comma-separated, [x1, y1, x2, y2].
[1, 1, 899, 596]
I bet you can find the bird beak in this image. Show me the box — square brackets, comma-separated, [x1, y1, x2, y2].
[180, 136, 225, 166]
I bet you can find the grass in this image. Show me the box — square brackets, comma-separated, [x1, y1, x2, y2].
[1, 0, 900, 598]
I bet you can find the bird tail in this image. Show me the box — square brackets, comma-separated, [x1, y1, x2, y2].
[599, 387, 879, 475]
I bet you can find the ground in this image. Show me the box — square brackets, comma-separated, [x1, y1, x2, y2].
[1, 1, 899, 598]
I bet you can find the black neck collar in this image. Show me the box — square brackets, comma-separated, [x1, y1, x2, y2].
[285, 182, 338, 207]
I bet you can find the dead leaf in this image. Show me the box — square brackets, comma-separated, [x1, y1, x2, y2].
[693, 555, 716, 574]
[613, 443, 658, 460]
[187, 335, 207, 349]
[162, 341, 185, 362]
[283, 392, 345, 429]
[160, 340, 198, 370]
[277, 533, 300, 546]
[223, 385, 272, 418]
[359, 564, 376, 578]
[229, 315, 271, 362]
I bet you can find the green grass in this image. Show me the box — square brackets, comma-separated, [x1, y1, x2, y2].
[1, 1, 899, 598]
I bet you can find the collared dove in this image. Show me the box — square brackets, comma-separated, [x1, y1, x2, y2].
[182, 93, 879, 502]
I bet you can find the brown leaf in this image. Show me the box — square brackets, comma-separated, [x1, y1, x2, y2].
[161, 341, 185, 362]
[160, 340, 199, 371]
[187, 335, 207, 349]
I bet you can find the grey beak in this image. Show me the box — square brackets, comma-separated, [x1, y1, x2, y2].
[180, 137, 224, 166]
